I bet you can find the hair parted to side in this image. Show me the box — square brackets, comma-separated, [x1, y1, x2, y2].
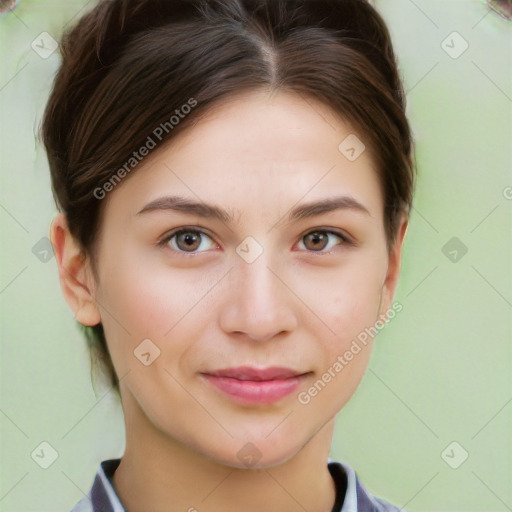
[41, 0, 415, 397]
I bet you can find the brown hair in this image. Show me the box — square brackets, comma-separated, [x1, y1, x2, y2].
[41, 0, 415, 397]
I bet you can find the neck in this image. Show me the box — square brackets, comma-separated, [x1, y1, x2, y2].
[112, 391, 338, 512]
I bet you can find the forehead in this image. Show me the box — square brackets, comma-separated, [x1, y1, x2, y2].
[168, 89, 373, 171]
[103, 89, 383, 224]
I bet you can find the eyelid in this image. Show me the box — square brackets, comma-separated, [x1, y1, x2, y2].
[157, 226, 355, 256]
[157, 227, 219, 255]
[296, 228, 354, 253]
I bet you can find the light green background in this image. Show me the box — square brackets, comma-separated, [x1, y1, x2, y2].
[1, 1, 511, 510]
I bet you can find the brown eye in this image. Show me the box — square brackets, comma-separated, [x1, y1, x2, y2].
[176, 231, 201, 251]
[303, 231, 329, 251]
[162, 229, 217, 254]
[298, 230, 347, 253]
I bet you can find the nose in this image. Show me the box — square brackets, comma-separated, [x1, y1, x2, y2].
[218, 253, 299, 343]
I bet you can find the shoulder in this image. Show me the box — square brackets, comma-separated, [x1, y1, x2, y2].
[68, 459, 125, 512]
[69, 496, 94, 512]
[328, 458, 405, 512]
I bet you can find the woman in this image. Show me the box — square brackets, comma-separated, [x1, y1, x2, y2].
[42, 0, 415, 510]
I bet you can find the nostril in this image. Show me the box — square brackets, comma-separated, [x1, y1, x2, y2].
[487, 0, 512, 20]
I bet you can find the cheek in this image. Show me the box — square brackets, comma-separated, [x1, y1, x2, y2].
[300, 278, 381, 417]
[303, 257, 385, 340]
[96, 257, 221, 370]
[328, 284, 381, 341]
[302, 255, 385, 404]
[99, 249, 197, 329]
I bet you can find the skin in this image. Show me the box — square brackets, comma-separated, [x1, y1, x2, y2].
[51, 89, 407, 512]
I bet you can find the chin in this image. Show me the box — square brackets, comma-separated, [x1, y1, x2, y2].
[196, 436, 303, 471]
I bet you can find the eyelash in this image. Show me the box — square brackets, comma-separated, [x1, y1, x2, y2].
[157, 227, 354, 257]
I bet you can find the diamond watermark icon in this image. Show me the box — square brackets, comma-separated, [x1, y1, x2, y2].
[31, 32, 59, 59]
[236, 236, 263, 264]
[441, 441, 468, 469]
[338, 134, 366, 162]
[31, 441, 58, 469]
[442, 237, 468, 263]
[441, 32, 469, 59]
[134, 338, 161, 366]
[32, 236, 54, 263]
[237, 442, 262, 467]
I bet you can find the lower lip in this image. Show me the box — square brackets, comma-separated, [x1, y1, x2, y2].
[201, 374, 307, 405]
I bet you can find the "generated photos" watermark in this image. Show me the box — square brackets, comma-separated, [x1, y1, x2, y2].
[298, 301, 403, 405]
[93, 98, 198, 200]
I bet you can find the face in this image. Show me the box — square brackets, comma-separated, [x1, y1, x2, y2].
[56, 90, 406, 469]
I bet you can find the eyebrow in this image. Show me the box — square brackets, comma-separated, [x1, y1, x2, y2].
[136, 195, 371, 224]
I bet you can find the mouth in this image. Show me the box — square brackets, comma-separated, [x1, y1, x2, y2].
[200, 366, 312, 405]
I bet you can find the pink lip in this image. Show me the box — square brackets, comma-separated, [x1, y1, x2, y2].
[201, 366, 310, 405]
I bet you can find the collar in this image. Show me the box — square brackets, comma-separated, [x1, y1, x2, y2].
[70, 458, 400, 512]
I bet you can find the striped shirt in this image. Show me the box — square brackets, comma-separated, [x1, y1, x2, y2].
[69, 458, 403, 512]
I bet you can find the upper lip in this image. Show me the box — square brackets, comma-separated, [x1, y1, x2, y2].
[204, 366, 307, 381]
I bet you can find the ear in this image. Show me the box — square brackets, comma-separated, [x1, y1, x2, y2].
[379, 215, 408, 317]
[49, 213, 101, 326]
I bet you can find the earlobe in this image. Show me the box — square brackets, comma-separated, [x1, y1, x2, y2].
[49, 213, 101, 327]
[379, 216, 408, 317]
